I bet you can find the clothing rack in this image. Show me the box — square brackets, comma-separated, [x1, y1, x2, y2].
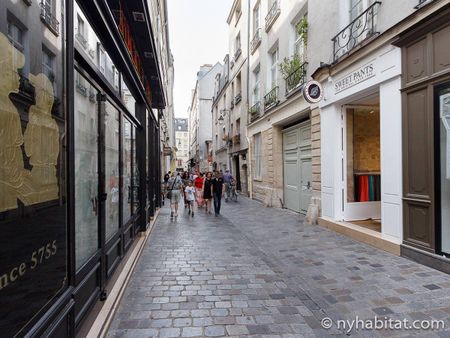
[354, 173, 381, 202]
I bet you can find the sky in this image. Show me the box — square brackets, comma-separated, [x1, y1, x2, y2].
[167, 0, 233, 118]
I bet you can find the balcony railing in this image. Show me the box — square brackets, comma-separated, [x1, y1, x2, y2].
[265, 0, 280, 32]
[415, 0, 432, 8]
[232, 134, 241, 144]
[23, 0, 32, 6]
[40, 0, 59, 35]
[235, 93, 242, 104]
[250, 28, 262, 54]
[76, 81, 88, 97]
[75, 32, 88, 49]
[234, 47, 242, 61]
[17, 72, 36, 101]
[264, 86, 279, 110]
[332, 1, 380, 62]
[285, 62, 307, 95]
[249, 101, 261, 123]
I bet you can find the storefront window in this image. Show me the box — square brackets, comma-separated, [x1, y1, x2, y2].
[439, 86, 450, 254]
[0, 0, 67, 334]
[123, 119, 132, 222]
[132, 125, 139, 213]
[105, 102, 120, 240]
[122, 78, 136, 117]
[75, 71, 99, 269]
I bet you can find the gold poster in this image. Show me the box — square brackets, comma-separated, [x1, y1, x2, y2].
[0, 32, 60, 212]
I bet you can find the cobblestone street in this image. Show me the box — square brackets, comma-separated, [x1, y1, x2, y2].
[107, 198, 450, 337]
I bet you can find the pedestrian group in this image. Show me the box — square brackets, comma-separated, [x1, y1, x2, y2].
[162, 169, 236, 220]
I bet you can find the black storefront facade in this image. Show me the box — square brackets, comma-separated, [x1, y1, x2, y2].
[393, 3, 450, 273]
[0, 0, 165, 336]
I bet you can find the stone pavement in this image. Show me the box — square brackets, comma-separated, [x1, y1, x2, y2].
[107, 197, 450, 337]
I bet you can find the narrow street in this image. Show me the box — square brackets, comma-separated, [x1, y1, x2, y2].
[107, 198, 450, 338]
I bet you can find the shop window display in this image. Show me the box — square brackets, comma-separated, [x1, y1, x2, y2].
[105, 101, 120, 240]
[439, 86, 450, 254]
[346, 108, 381, 203]
[123, 119, 132, 222]
[74, 71, 99, 269]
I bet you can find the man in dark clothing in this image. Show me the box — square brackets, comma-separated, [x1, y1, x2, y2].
[164, 171, 171, 183]
[212, 171, 224, 216]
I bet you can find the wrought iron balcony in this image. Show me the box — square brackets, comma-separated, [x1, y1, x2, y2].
[232, 134, 241, 144]
[235, 93, 242, 104]
[264, 86, 279, 110]
[265, 0, 280, 32]
[251, 28, 262, 54]
[75, 32, 88, 49]
[76, 81, 88, 97]
[23, 0, 32, 6]
[40, 0, 59, 35]
[285, 62, 307, 95]
[89, 90, 96, 102]
[18, 72, 36, 101]
[234, 47, 242, 61]
[415, 0, 432, 8]
[249, 101, 261, 123]
[332, 1, 381, 62]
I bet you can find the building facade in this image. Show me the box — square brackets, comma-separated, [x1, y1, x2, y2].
[312, 0, 450, 268]
[246, 0, 316, 215]
[175, 117, 189, 171]
[211, 0, 250, 194]
[0, 0, 169, 336]
[188, 63, 222, 172]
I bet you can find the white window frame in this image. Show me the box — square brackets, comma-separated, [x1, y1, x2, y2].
[294, 15, 307, 62]
[77, 14, 85, 37]
[42, 48, 54, 77]
[7, 20, 24, 51]
[349, 0, 375, 21]
[270, 47, 279, 89]
[235, 32, 241, 51]
[97, 43, 106, 73]
[252, 65, 261, 105]
[254, 133, 262, 179]
[253, 3, 260, 34]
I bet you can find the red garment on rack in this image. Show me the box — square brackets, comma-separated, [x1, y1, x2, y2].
[358, 175, 369, 202]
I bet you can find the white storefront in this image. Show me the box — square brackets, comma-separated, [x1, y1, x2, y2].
[319, 43, 403, 247]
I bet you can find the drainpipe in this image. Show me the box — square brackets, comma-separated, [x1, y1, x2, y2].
[246, 0, 253, 199]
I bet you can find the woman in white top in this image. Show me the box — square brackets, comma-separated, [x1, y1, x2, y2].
[184, 180, 196, 217]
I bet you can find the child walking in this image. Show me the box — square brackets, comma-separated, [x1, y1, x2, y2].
[185, 180, 196, 217]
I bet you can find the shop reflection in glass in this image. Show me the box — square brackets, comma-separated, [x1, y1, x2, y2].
[0, 30, 67, 337]
[74, 70, 99, 269]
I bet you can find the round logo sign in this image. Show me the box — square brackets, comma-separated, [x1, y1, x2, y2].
[303, 80, 323, 103]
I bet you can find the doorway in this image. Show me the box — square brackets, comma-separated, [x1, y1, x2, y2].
[343, 102, 381, 229]
[437, 83, 450, 256]
[233, 155, 241, 191]
[283, 122, 312, 214]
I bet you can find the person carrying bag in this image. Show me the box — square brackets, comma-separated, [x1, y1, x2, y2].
[166, 176, 176, 199]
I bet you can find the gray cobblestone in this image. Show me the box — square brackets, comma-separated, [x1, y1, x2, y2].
[108, 198, 450, 338]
